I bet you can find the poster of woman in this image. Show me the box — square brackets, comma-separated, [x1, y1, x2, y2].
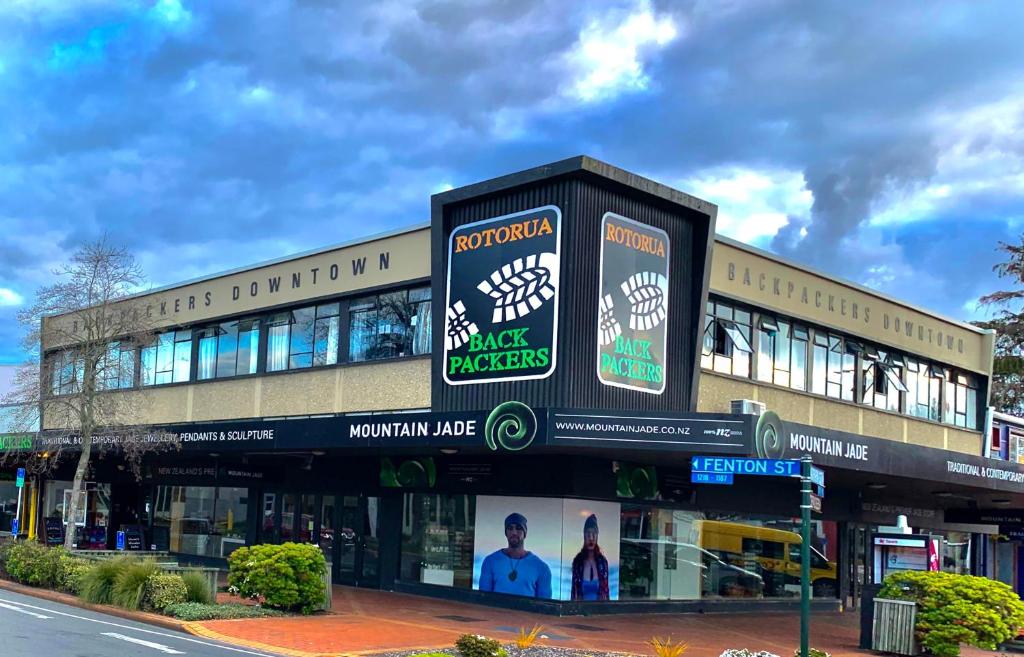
[560, 499, 620, 601]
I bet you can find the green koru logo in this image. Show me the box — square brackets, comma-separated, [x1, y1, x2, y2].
[485, 401, 537, 451]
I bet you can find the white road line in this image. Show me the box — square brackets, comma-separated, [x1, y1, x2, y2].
[0, 601, 52, 619]
[103, 632, 186, 654]
[0, 597, 278, 656]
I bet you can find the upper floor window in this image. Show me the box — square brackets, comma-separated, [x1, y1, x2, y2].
[50, 350, 82, 396]
[701, 301, 752, 377]
[944, 371, 979, 430]
[198, 318, 260, 380]
[267, 304, 339, 372]
[141, 330, 191, 386]
[99, 341, 136, 391]
[859, 348, 905, 413]
[349, 287, 431, 362]
[905, 358, 942, 421]
[756, 317, 808, 391]
[811, 331, 855, 402]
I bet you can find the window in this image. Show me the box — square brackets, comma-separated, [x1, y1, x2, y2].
[905, 358, 942, 421]
[756, 317, 808, 390]
[152, 485, 249, 558]
[49, 350, 82, 395]
[861, 348, 905, 412]
[98, 341, 136, 390]
[811, 331, 855, 401]
[141, 330, 191, 386]
[349, 286, 431, 362]
[400, 493, 475, 588]
[701, 301, 752, 377]
[267, 303, 339, 372]
[198, 318, 260, 379]
[944, 371, 979, 429]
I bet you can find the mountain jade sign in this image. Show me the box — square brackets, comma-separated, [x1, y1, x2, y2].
[597, 212, 671, 393]
[443, 206, 562, 385]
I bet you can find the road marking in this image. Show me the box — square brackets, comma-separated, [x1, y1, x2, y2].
[0, 601, 52, 619]
[102, 632, 186, 654]
[0, 597, 279, 656]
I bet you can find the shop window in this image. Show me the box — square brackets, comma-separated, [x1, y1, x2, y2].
[141, 330, 192, 386]
[267, 303, 339, 372]
[944, 371, 979, 429]
[756, 317, 808, 390]
[701, 301, 752, 378]
[349, 287, 431, 362]
[861, 348, 906, 412]
[400, 493, 475, 589]
[98, 341, 137, 390]
[152, 485, 249, 558]
[198, 318, 260, 379]
[0, 480, 17, 533]
[811, 332, 855, 401]
[48, 350, 83, 396]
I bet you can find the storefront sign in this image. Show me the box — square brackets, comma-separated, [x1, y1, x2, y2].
[597, 212, 670, 394]
[943, 509, 1024, 525]
[443, 206, 562, 385]
[756, 411, 1024, 493]
[549, 410, 752, 453]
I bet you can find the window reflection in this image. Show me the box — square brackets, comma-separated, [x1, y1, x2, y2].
[349, 287, 431, 362]
[153, 485, 248, 558]
[266, 304, 339, 372]
[141, 330, 191, 386]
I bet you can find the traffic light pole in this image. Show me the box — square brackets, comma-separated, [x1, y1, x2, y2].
[800, 455, 812, 657]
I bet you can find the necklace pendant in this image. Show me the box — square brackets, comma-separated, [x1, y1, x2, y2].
[508, 570, 518, 582]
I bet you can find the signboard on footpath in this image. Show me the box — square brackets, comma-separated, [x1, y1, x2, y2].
[596, 212, 670, 394]
[442, 206, 562, 385]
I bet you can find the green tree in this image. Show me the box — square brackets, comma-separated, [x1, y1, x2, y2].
[978, 238, 1024, 415]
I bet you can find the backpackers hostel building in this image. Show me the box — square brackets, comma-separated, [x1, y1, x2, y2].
[26, 157, 1017, 613]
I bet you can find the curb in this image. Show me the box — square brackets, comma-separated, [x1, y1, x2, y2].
[183, 621, 355, 657]
[0, 577, 186, 632]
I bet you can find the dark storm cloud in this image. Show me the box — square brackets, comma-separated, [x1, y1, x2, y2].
[1, 0, 1023, 362]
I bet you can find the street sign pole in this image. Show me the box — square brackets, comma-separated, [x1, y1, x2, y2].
[13, 467, 25, 540]
[800, 455, 811, 657]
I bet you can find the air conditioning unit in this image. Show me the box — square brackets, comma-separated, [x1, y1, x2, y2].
[731, 399, 766, 416]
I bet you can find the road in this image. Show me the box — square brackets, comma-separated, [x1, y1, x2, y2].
[0, 588, 284, 657]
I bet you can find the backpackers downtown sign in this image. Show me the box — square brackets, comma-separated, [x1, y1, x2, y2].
[443, 206, 562, 385]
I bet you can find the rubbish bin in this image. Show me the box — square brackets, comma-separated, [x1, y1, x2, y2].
[872, 598, 919, 655]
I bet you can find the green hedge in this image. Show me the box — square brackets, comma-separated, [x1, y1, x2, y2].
[163, 602, 285, 621]
[4, 542, 65, 588]
[880, 570, 1024, 656]
[145, 573, 188, 611]
[227, 542, 326, 614]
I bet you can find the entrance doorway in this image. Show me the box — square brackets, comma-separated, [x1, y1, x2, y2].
[332, 495, 380, 587]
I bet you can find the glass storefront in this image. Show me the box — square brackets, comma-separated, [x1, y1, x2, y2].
[0, 480, 17, 533]
[152, 485, 248, 558]
[43, 480, 111, 548]
[401, 494, 476, 588]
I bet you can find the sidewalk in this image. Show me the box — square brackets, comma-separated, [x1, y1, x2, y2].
[186, 586, 900, 657]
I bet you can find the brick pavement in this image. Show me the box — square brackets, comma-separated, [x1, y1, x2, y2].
[188, 585, 992, 657]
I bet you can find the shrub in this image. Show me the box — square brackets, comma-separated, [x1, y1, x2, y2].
[57, 554, 92, 594]
[879, 570, 1024, 657]
[181, 571, 213, 604]
[455, 634, 507, 657]
[4, 542, 65, 587]
[0, 538, 14, 575]
[144, 573, 188, 611]
[112, 560, 160, 610]
[792, 650, 829, 657]
[163, 602, 285, 621]
[81, 558, 131, 605]
[515, 625, 544, 649]
[227, 542, 326, 614]
[719, 651, 779, 657]
[649, 637, 688, 657]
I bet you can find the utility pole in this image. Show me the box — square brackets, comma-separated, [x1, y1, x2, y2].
[800, 455, 812, 657]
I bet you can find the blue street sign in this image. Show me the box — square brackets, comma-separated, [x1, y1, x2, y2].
[810, 466, 825, 489]
[116, 530, 126, 551]
[691, 472, 734, 485]
[692, 456, 801, 478]
[10, 518, 17, 535]
[15, 468, 25, 488]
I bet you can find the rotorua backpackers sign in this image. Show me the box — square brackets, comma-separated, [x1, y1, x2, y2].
[597, 212, 670, 394]
[443, 206, 562, 385]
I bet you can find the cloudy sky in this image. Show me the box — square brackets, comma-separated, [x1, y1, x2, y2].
[1, 0, 1022, 363]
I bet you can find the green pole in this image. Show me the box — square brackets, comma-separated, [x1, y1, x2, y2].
[800, 456, 812, 657]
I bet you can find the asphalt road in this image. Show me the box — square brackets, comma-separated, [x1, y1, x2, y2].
[0, 588, 284, 657]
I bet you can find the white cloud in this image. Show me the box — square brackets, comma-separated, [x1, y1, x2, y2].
[679, 166, 812, 243]
[0, 288, 23, 307]
[568, 0, 679, 102]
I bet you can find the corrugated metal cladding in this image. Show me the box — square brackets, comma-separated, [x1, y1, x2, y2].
[431, 170, 712, 414]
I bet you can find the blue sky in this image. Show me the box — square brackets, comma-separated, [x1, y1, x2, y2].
[1, 0, 1022, 363]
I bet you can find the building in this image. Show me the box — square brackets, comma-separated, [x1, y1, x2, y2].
[15, 156, 1020, 614]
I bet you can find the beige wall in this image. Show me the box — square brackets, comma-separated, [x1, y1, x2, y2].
[710, 238, 994, 375]
[42, 358, 432, 429]
[43, 227, 431, 349]
[698, 371, 984, 456]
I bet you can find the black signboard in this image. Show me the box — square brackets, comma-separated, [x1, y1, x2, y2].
[44, 517, 64, 546]
[597, 212, 671, 394]
[121, 524, 145, 551]
[548, 409, 753, 453]
[943, 509, 1024, 525]
[758, 411, 1024, 493]
[443, 206, 562, 385]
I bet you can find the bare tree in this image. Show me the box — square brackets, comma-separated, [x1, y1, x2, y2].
[977, 237, 1024, 415]
[1, 239, 177, 549]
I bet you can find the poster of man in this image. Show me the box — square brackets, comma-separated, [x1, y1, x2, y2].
[473, 496, 562, 599]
